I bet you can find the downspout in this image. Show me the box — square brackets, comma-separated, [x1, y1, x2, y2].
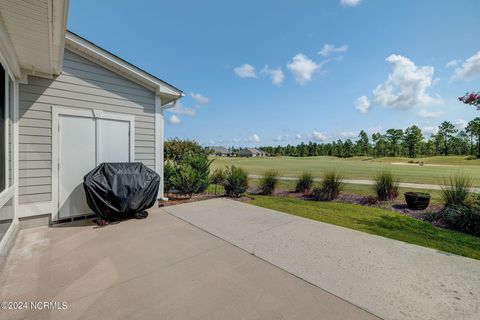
[156, 96, 183, 202]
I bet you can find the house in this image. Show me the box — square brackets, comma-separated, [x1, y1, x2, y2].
[208, 146, 231, 156]
[0, 0, 182, 255]
[236, 148, 266, 157]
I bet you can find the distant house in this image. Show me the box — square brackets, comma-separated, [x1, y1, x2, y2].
[237, 148, 266, 157]
[209, 146, 231, 156]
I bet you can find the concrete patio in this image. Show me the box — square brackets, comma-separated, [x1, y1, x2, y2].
[164, 198, 480, 320]
[0, 206, 377, 320]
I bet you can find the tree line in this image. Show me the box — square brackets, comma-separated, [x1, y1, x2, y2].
[258, 118, 480, 158]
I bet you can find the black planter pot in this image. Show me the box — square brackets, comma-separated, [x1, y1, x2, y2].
[404, 192, 431, 210]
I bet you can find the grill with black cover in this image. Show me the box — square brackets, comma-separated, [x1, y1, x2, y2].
[83, 162, 160, 221]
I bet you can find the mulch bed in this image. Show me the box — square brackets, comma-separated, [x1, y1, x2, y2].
[251, 188, 448, 227]
[159, 188, 449, 228]
[159, 193, 252, 207]
[159, 193, 224, 207]
[335, 193, 448, 227]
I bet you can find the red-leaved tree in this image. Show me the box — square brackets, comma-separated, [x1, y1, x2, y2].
[459, 92, 480, 110]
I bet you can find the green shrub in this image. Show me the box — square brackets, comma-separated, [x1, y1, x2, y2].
[170, 155, 212, 196]
[295, 171, 314, 193]
[259, 170, 279, 195]
[373, 172, 399, 201]
[209, 168, 225, 195]
[164, 161, 176, 193]
[443, 205, 480, 236]
[170, 165, 199, 196]
[164, 138, 206, 163]
[222, 165, 248, 197]
[210, 168, 225, 185]
[441, 175, 472, 207]
[465, 193, 480, 208]
[312, 171, 344, 201]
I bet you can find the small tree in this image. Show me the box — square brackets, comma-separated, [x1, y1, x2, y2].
[466, 117, 480, 158]
[404, 125, 423, 158]
[437, 121, 457, 156]
[385, 129, 403, 156]
[357, 130, 369, 156]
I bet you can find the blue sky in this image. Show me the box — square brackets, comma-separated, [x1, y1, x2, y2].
[68, 0, 480, 146]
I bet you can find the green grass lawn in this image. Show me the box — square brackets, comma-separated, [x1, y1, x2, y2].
[248, 195, 480, 260]
[211, 155, 480, 186]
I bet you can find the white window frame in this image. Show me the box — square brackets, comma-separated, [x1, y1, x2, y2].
[0, 69, 15, 206]
[0, 61, 18, 254]
[51, 106, 135, 221]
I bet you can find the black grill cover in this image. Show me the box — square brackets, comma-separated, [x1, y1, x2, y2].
[83, 162, 160, 220]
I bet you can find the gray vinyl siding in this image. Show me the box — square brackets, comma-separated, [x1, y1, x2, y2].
[18, 49, 156, 204]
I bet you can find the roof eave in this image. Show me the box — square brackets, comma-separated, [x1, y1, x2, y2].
[50, 0, 69, 75]
[65, 31, 183, 103]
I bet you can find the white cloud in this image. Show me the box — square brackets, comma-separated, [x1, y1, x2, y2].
[373, 54, 440, 109]
[423, 126, 438, 136]
[355, 95, 371, 113]
[418, 109, 444, 119]
[340, 131, 357, 139]
[455, 118, 468, 129]
[247, 134, 260, 143]
[311, 131, 327, 141]
[446, 59, 460, 68]
[191, 92, 209, 105]
[287, 53, 320, 85]
[453, 51, 480, 80]
[295, 133, 303, 140]
[168, 114, 181, 125]
[261, 66, 285, 86]
[340, 0, 361, 7]
[318, 44, 348, 57]
[168, 101, 196, 116]
[234, 64, 257, 78]
[273, 134, 289, 142]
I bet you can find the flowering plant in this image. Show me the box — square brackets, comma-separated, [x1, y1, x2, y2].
[458, 92, 480, 110]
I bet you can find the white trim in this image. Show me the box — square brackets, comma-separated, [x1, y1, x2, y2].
[0, 71, 19, 256]
[51, 106, 135, 221]
[50, 0, 69, 75]
[18, 202, 52, 218]
[0, 186, 14, 210]
[0, 19, 21, 79]
[4, 72, 9, 192]
[0, 220, 16, 256]
[12, 80, 18, 225]
[65, 32, 183, 103]
[0, 185, 15, 254]
[155, 95, 165, 200]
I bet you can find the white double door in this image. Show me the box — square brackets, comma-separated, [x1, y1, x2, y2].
[57, 113, 133, 219]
